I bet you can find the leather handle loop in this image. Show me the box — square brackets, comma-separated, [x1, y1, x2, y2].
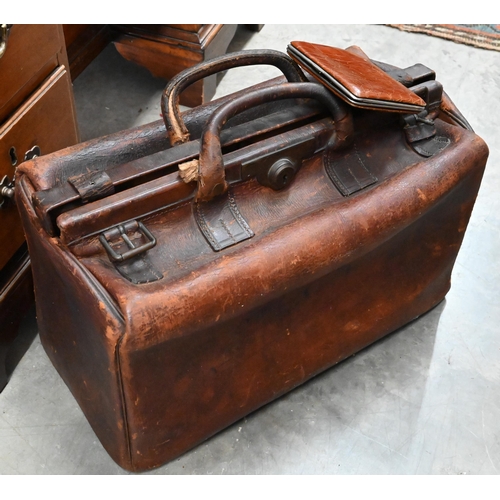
[161, 49, 308, 146]
[196, 82, 354, 202]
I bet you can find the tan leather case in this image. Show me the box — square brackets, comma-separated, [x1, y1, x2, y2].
[15, 47, 488, 472]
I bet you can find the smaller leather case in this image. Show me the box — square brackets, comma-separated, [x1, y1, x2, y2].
[287, 40, 426, 112]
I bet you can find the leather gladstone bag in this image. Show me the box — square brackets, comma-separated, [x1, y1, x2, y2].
[15, 42, 488, 472]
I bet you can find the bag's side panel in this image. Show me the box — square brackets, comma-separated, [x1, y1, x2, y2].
[15, 177, 132, 469]
[119, 150, 486, 471]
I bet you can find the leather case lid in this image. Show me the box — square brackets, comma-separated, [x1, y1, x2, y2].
[287, 41, 426, 112]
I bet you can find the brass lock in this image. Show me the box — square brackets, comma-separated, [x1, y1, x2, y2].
[0, 24, 12, 60]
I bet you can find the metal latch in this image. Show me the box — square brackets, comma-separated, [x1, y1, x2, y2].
[99, 220, 157, 262]
[402, 80, 450, 158]
[0, 175, 15, 208]
[240, 136, 318, 190]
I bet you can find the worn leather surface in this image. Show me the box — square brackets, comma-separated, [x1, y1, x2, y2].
[440, 90, 474, 131]
[45, 118, 336, 245]
[289, 41, 426, 108]
[15, 47, 489, 472]
[15, 186, 130, 467]
[16, 107, 488, 471]
[68, 170, 115, 203]
[31, 102, 325, 237]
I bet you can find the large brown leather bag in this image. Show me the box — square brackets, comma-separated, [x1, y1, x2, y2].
[15, 43, 488, 472]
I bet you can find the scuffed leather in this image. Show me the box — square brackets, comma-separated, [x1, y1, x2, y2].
[14, 43, 489, 473]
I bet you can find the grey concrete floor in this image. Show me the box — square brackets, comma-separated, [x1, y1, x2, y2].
[1, 24, 500, 475]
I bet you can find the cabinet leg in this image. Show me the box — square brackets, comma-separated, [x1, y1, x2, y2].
[0, 249, 35, 393]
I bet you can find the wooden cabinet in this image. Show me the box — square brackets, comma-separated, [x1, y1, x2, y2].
[63, 24, 241, 106]
[1, 65, 79, 270]
[0, 24, 79, 391]
[0, 23, 251, 391]
[112, 24, 239, 107]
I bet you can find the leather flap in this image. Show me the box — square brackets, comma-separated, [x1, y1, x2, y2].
[287, 41, 426, 112]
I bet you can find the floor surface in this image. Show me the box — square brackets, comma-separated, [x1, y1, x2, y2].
[1, 24, 499, 476]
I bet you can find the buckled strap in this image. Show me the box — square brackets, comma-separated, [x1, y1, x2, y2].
[114, 256, 163, 285]
[99, 220, 163, 284]
[194, 189, 254, 251]
[100, 221, 157, 262]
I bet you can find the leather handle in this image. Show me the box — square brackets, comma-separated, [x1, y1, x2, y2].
[161, 49, 308, 146]
[196, 82, 354, 202]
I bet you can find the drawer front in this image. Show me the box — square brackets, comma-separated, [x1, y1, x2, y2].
[0, 24, 66, 122]
[0, 65, 79, 270]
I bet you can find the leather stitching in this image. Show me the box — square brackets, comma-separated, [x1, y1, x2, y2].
[354, 143, 377, 186]
[218, 218, 237, 243]
[414, 136, 451, 157]
[325, 151, 349, 196]
[140, 259, 164, 281]
[324, 144, 377, 196]
[227, 189, 254, 237]
[195, 202, 220, 250]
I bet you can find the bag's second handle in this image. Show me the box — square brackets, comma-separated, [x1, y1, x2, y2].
[161, 49, 308, 146]
[196, 82, 354, 203]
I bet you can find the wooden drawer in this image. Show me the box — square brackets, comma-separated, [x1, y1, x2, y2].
[0, 65, 79, 270]
[0, 24, 68, 123]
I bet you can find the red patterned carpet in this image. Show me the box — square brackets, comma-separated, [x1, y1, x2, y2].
[388, 24, 500, 51]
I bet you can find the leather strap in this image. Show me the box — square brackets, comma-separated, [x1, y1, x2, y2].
[68, 171, 115, 203]
[194, 189, 254, 252]
[325, 142, 377, 196]
[114, 256, 163, 284]
[99, 220, 163, 283]
[411, 136, 451, 158]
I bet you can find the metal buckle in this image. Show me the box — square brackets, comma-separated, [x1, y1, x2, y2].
[99, 220, 156, 262]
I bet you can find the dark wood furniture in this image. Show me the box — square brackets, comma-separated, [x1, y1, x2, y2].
[63, 24, 241, 106]
[0, 23, 255, 391]
[0, 24, 79, 391]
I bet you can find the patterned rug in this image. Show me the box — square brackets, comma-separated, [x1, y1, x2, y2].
[387, 24, 500, 51]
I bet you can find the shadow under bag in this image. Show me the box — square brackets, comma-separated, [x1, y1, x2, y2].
[15, 42, 488, 471]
